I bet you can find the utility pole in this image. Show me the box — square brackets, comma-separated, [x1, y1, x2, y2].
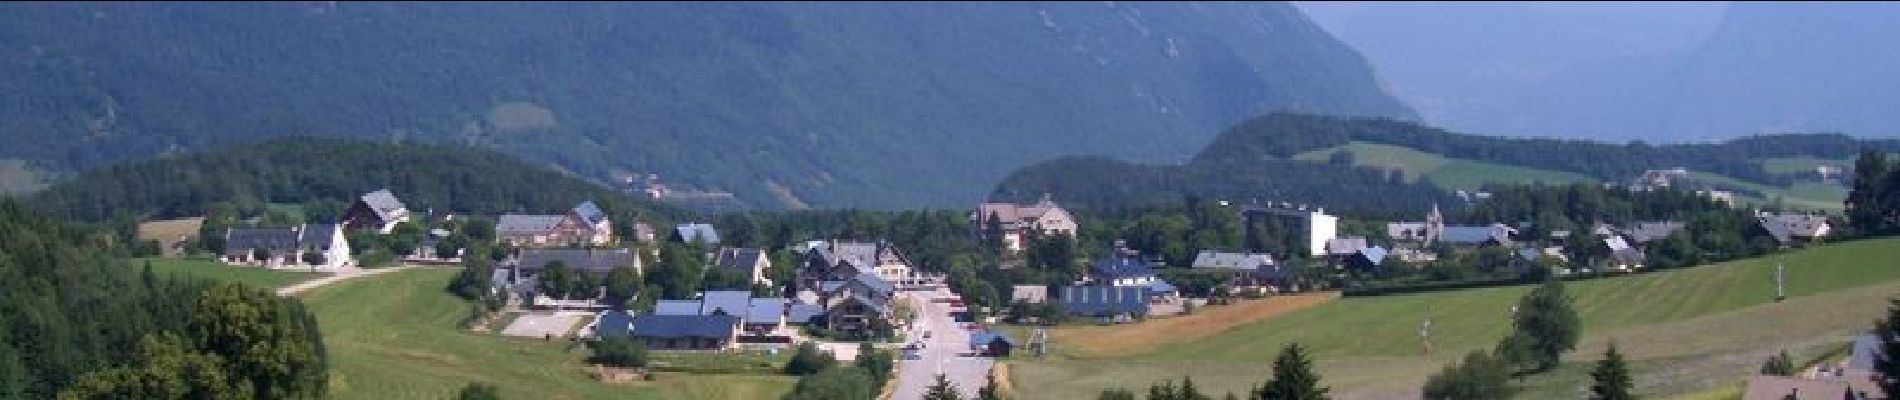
[1775, 263, 1786, 303]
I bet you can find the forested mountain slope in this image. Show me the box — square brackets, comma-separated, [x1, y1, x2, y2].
[0, 2, 1410, 208]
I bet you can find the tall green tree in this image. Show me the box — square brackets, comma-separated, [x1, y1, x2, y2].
[58, 334, 247, 400]
[1255, 343, 1329, 400]
[602, 266, 642, 309]
[1498, 278, 1581, 373]
[1588, 342, 1634, 400]
[1848, 151, 1895, 236]
[1871, 297, 1900, 397]
[855, 342, 894, 386]
[784, 342, 834, 376]
[189, 284, 328, 399]
[1421, 350, 1511, 400]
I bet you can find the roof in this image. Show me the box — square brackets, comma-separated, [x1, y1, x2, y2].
[1850, 333, 1882, 371]
[654, 300, 703, 316]
[1011, 285, 1048, 303]
[224, 227, 303, 255]
[700, 290, 752, 316]
[515, 249, 638, 273]
[1441, 225, 1509, 245]
[1148, 279, 1177, 294]
[496, 214, 566, 235]
[628, 314, 739, 339]
[1089, 256, 1157, 280]
[1387, 222, 1431, 240]
[1325, 237, 1368, 256]
[1192, 251, 1273, 270]
[359, 189, 408, 221]
[745, 298, 788, 323]
[299, 224, 340, 250]
[1741, 375, 1848, 400]
[974, 197, 1066, 228]
[787, 303, 826, 324]
[1760, 214, 1832, 244]
[1622, 221, 1685, 243]
[1059, 286, 1150, 316]
[843, 291, 894, 316]
[675, 223, 720, 244]
[714, 247, 767, 271]
[595, 310, 635, 338]
[570, 201, 608, 226]
[1357, 246, 1388, 266]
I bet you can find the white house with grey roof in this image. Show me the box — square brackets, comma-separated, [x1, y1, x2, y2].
[1192, 251, 1275, 271]
[973, 194, 1079, 253]
[341, 189, 410, 234]
[1759, 212, 1833, 246]
[800, 240, 914, 286]
[496, 201, 615, 247]
[222, 223, 352, 269]
[713, 247, 774, 287]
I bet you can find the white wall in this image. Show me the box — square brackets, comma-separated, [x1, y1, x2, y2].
[1308, 212, 1339, 257]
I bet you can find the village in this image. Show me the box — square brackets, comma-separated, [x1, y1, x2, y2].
[191, 170, 1861, 399]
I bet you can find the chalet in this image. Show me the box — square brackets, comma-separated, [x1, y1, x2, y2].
[595, 311, 741, 351]
[512, 248, 641, 282]
[973, 194, 1079, 252]
[1759, 213, 1832, 246]
[222, 224, 352, 269]
[969, 330, 1017, 357]
[1059, 285, 1151, 322]
[801, 240, 914, 286]
[340, 189, 410, 234]
[1621, 221, 1686, 244]
[1230, 261, 1298, 295]
[1087, 255, 1159, 287]
[787, 303, 826, 326]
[1191, 251, 1273, 271]
[712, 247, 774, 287]
[496, 201, 614, 247]
[814, 273, 899, 338]
[1603, 235, 1645, 272]
[674, 223, 721, 245]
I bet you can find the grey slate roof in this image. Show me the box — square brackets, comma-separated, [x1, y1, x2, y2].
[787, 303, 826, 325]
[1441, 225, 1505, 244]
[595, 310, 635, 338]
[629, 314, 739, 339]
[675, 223, 720, 244]
[745, 298, 788, 323]
[360, 189, 408, 220]
[1089, 256, 1157, 280]
[1357, 246, 1388, 266]
[654, 300, 703, 316]
[847, 273, 896, 297]
[299, 224, 340, 250]
[700, 290, 752, 316]
[224, 227, 303, 255]
[1059, 285, 1151, 317]
[514, 249, 638, 273]
[1325, 237, 1369, 256]
[571, 201, 608, 226]
[497, 214, 565, 235]
[1192, 251, 1273, 270]
[714, 247, 766, 272]
[1622, 221, 1685, 244]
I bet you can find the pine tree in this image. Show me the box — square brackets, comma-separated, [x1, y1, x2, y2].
[1255, 343, 1329, 400]
[1847, 151, 1894, 236]
[1588, 342, 1634, 400]
[1180, 376, 1209, 400]
[1873, 297, 1900, 397]
[925, 374, 963, 400]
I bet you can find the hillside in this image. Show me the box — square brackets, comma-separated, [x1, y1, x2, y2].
[0, 1, 1411, 209]
[1011, 237, 1900, 398]
[25, 137, 686, 224]
[994, 113, 1900, 210]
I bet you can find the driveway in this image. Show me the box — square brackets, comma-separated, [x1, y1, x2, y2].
[275, 264, 419, 296]
[890, 288, 992, 399]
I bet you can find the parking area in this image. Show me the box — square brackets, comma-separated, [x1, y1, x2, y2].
[499, 311, 590, 338]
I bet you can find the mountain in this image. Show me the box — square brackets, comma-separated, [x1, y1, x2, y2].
[0, 1, 1410, 209]
[994, 113, 1900, 211]
[26, 137, 687, 225]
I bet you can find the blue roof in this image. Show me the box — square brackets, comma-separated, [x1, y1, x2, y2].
[571, 201, 607, 226]
[629, 314, 739, 339]
[654, 300, 703, 316]
[1090, 256, 1157, 280]
[700, 290, 752, 316]
[849, 273, 895, 296]
[745, 298, 788, 323]
[1148, 279, 1177, 294]
[1358, 246, 1388, 266]
[1441, 226, 1498, 244]
[1059, 286, 1151, 317]
[675, 223, 721, 244]
[595, 310, 635, 338]
[788, 303, 826, 324]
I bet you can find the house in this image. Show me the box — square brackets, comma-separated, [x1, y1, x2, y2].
[1324, 237, 1369, 257]
[633, 222, 657, 243]
[973, 194, 1079, 252]
[1603, 235, 1645, 272]
[743, 298, 789, 334]
[512, 248, 641, 282]
[1621, 221, 1686, 244]
[674, 223, 721, 245]
[801, 240, 913, 286]
[787, 302, 826, 326]
[1240, 203, 1339, 257]
[1191, 251, 1274, 271]
[1231, 261, 1298, 295]
[1760, 213, 1833, 246]
[605, 313, 741, 350]
[1440, 224, 1516, 247]
[222, 224, 352, 269]
[713, 247, 774, 287]
[1088, 255, 1159, 287]
[1059, 285, 1151, 322]
[969, 330, 1017, 357]
[648, 291, 795, 337]
[1387, 204, 1446, 244]
[816, 273, 899, 338]
[340, 189, 410, 234]
[1341, 246, 1388, 272]
[1010, 285, 1049, 304]
[1631, 168, 1691, 191]
[497, 201, 615, 247]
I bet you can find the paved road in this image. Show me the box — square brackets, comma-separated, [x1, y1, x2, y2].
[890, 287, 992, 399]
[275, 264, 419, 296]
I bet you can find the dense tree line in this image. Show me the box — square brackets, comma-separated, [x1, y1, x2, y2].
[992, 154, 1455, 216]
[0, 199, 326, 399]
[1847, 150, 1900, 237]
[26, 137, 685, 227]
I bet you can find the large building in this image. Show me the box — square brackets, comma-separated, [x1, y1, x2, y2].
[340, 189, 410, 233]
[973, 195, 1079, 252]
[497, 201, 615, 247]
[800, 240, 913, 286]
[712, 247, 774, 287]
[1241, 203, 1339, 257]
[222, 223, 353, 269]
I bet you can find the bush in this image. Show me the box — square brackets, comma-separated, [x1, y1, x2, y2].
[588, 336, 647, 368]
[784, 342, 835, 375]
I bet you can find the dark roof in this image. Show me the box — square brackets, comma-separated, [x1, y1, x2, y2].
[299, 224, 340, 250]
[1059, 286, 1151, 316]
[787, 303, 826, 324]
[224, 227, 303, 255]
[1089, 256, 1157, 280]
[745, 298, 788, 323]
[700, 290, 751, 316]
[675, 223, 720, 244]
[571, 201, 608, 226]
[595, 310, 636, 338]
[1440, 226, 1500, 244]
[846, 273, 895, 297]
[654, 300, 702, 316]
[1622, 221, 1685, 243]
[1357, 246, 1388, 266]
[515, 249, 638, 273]
[971, 330, 1017, 346]
[714, 247, 766, 271]
[496, 214, 565, 234]
[629, 314, 739, 339]
[359, 189, 408, 220]
[844, 292, 893, 316]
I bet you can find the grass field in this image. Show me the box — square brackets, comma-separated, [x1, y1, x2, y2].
[1293, 142, 1597, 191]
[1683, 172, 1845, 211]
[1760, 157, 1850, 176]
[303, 268, 796, 400]
[1010, 237, 1900, 399]
[133, 257, 323, 290]
[136, 218, 204, 257]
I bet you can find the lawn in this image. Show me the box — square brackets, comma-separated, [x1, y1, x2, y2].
[1759, 157, 1850, 176]
[1293, 142, 1597, 191]
[302, 268, 796, 400]
[1683, 172, 1844, 211]
[1010, 237, 1900, 399]
[133, 257, 324, 290]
